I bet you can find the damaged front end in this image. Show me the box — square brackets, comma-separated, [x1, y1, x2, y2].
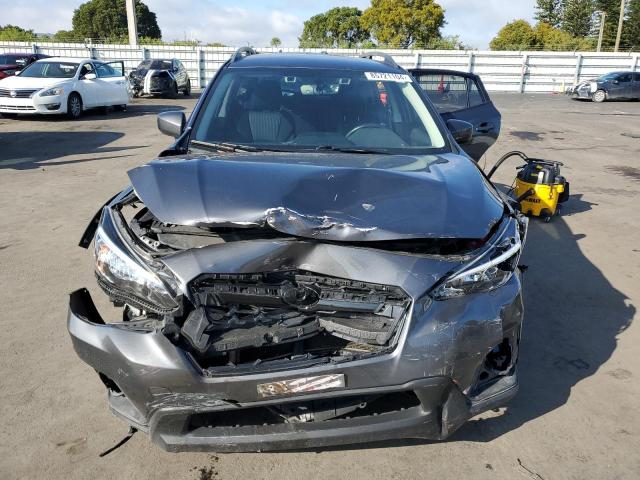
[69, 155, 527, 452]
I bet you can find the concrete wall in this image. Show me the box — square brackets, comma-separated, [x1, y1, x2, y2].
[1, 41, 638, 93]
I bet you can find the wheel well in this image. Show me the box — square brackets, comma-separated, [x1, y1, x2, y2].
[68, 91, 83, 109]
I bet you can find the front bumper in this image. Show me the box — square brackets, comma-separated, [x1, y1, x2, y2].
[0, 94, 65, 114]
[68, 272, 523, 452]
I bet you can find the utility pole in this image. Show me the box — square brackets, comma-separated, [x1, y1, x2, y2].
[125, 0, 138, 46]
[615, 0, 627, 52]
[596, 11, 606, 52]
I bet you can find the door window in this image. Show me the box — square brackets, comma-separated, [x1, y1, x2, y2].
[415, 73, 469, 113]
[467, 79, 485, 107]
[96, 62, 122, 78]
[79, 62, 95, 78]
[617, 73, 632, 82]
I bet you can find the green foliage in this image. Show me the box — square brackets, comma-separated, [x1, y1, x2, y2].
[299, 7, 369, 48]
[490, 20, 596, 50]
[621, 0, 640, 49]
[270, 37, 282, 47]
[361, 0, 445, 48]
[0, 24, 37, 41]
[490, 20, 538, 50]
[52, 30, 84, 42]
[594, 0, 623, 48]
[71, 0, 161, 41]
[427, 35, 467, 50]
[561, 0, 595, 37]
[207, 42, 227, 47]
[535, 0, 564, 27]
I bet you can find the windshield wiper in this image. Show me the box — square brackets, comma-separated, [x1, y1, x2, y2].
[190, 140, 261, 153]
[314, 145, 390, 155]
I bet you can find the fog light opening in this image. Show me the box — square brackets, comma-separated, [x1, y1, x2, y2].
[485, 338, 513, 374]
[98, 372, 122, 393]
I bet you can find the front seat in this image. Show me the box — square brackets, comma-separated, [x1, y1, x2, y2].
[236, 80, 294, 143]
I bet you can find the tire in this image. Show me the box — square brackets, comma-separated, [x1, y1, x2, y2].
[592, 90, 606, 103]
[168, 82, 178, 99]
[67, 93, 82, 119]
[183, 79, 191, 96]
[1, 113, 18, 118]
[114, 104, 127, 112]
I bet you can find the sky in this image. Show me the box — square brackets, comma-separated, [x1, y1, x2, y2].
[1, 0, 536, 49]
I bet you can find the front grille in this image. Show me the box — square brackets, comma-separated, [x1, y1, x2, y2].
[0, 104, 36, 111]
[184, 271, 411, 372]
[0, 88, 38, 98]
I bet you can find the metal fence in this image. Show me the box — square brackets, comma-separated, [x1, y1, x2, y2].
[1, 41, 638, 93]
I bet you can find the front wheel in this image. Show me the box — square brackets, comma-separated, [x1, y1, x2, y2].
[183, 79, 191, 96]
[66, 93, 83, 119]
[168, 82, 178, 99]
[592, 90, 606, 103]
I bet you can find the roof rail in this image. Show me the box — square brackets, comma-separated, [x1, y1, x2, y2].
[232, 47, 258, 62]
[359, 51, 401, 70]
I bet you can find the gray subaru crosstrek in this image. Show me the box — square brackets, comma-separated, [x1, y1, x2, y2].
[68, 49, 527, 452]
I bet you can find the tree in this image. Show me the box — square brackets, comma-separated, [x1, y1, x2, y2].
[594, 0, 623, 48]
[0, 24, 37, 41]
[490, 20, 538, 50]
[621, 0, 640, 49]
[535, 0, 563, 27]
[52, 30, 83, 42]
[299, 7, 369, 48]
[361, 0, 445, 48]
[561, 0, 595, 37]
[270, 37, 282, 47]
[71, 0, 161, 41]
[490, 19, 595, 50]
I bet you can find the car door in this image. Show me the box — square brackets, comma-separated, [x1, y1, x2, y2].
[606, 72, 634, 99]
[172, 60, 186, 89]
[409, 69, 501, 160]
[76, 61, 100, 107]
[95, 61, 128, 105]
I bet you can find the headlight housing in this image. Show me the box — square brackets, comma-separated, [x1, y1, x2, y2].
[40, 86, 64, 97]
[94, 226, 178, 312]
[430, 234, 522, 300]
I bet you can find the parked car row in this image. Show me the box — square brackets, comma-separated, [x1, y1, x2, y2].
[0, 55, 192, 119]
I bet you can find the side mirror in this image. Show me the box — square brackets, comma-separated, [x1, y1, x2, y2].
[83, 73, 97, 80]
[157, 110, 186, 138]
[446, 119, 473, 144]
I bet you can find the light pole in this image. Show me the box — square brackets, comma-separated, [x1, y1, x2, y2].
[125, 0, 138, 46]
[595, 11, 606, 52]
[614, 0, 628, 52]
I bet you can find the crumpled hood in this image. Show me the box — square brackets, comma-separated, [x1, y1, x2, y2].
[128, 153, 505, 242]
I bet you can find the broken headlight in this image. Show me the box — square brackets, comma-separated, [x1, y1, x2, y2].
[94, 226, 178, 311]
[430, 234, 521, 300]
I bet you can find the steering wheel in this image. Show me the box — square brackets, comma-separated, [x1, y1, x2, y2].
[345, 123, 387, 139]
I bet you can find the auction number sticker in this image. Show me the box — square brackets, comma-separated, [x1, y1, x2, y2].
[365, 72, 412, 83]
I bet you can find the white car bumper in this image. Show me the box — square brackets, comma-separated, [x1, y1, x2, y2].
[0, 94, 67, 114]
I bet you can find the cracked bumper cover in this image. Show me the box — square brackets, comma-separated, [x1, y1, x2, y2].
[68, 272, 523, 452]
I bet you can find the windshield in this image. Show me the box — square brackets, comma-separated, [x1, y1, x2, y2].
[20, 61, 79, 78]
[596, 73, 620, 82]
[138, 59, 172, 70]
[192, 67, 447, 154]
[0, 54, 29, 65]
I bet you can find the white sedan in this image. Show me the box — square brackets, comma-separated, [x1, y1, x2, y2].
[0, 57, 129, 119]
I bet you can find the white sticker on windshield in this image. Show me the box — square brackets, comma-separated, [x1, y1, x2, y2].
[365, 72, 412, 83]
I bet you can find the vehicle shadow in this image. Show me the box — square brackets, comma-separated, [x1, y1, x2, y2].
[0, 131, 146, 170]
[450, 200, 634, 441]
[1, 103, 186, 123]
[284, 195, 633, 452]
